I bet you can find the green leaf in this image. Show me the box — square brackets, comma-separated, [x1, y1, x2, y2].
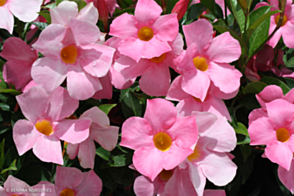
[182, 3, 206, 25]
[284, 77, 294, 89]
[38, 10, 51, 24]
[165, 0, 179, 14]
[69, 0, 87, 10]
[120, 89, 144, 118]
[260, 76, 290, 94]
[0, 139, 5, 169]
[240, 144, 252, 162]
[234, 122, 249, 136]
[242, 81, 267, 94]
[200, 0, 215, 17]
[56, 0, 63, 6]
[96, 147, 111, 161]
[230, 0, 246, 33]
[0, 103, 10, 111]
[1, 159, 17, 174]
[43, 2, 56, 9]
[0, 89, 21, 95]
[98, 104, 117, 115]
[32, 22, 48, 30]
[285, 56, 294, 67]
[247, 7, 280, 40]
[237, 134, 251, 145]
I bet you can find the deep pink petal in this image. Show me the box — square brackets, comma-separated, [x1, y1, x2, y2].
[141, 38, 171, 59]
[133, 147, 163, 181]
[248, 117, 276, 145]
[268, 26, 282, 48]
[278, 159, 294, 194]
[285, 88, 294, 103]
[144, 98, 177, 132]
[109, 13, 138, 39]
[203, 94, 231, 120]
[78, 138, 96, 169]
[47, 87, 79, 121]
[92, 72, 113, 100]
[265, 141, 293, 170]
[67, 65, 102, 100]
[176, 98, 203, 117]
[207, 62, 242, 94]
[166, 76, 191, 101]
[282, 22, 294, 48]
[248, 108, 268, 125]
[210, 82, 239, 100]
[134, 176, 155, 196]
[204, 189, 226, 196]
[120, 117, 153, 150]
[33, 135, 63, 164]
[16, 86, 49, 123]
[110, 66, 135, 89]
[91, 126, 119, 151]
[75, 170, 102, 195]
[50, 1, 78, 25]
[183, 19, 213, 50]
[55, 166, 84, 192]
[31, 57, 67, 94]
[54, 119, 91, 144]
[182, 70, 210, 101]
[9, 0, 42, 22]
[153, 14, 178, 42]
[207, 32, 241, 63]
[139, 64, 170, 96]
[0, 7, 14, 34]
[13, 120, 41, 155]
[256, 85, 284, 109]
[134, 0, 162, 24]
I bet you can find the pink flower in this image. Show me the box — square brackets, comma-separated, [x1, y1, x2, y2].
[259, 0, 294, 48]
[54, 166, 102, 196]
[67, 107, 119, 169]
[120, 98, 198, 181]
[166, 75, 231, 120]
[178, 19, 242, 101]
[114, 33, 184, 96]
[0, 0, 42, 33]
[0, 37, 37, 90]
[278, 157, 294, 194]
[109, 0, 178, 62]
[32, 17, 115, 100]
[248, 98, 294, 170]
[13, 86, 91, 164]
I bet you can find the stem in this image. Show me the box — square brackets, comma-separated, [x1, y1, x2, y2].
[224, 0, 228, 25]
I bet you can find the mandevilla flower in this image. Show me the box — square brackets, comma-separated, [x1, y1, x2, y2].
[109, 0, 178, 62]
[13, 86, 91, 164]
[0, 0, 42, 33]
[120, 98, 198, 181]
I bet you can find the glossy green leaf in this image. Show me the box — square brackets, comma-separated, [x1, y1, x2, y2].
[284, 77, 294, 89]
[200, 0, 215, 16]
[260, 76, 290, 94]
[56, 0, 63, 6]
[96, 147, 111, 161]
[0, 89, 21, 95]
[242, 81, 267, 94]
[1, 159, 17, 174]
[32, 22, 48, 30]
[285, 56, 294, 67]
[234, 122, 249, 136]
[120, 89, 144, 118]
[0, 139, 5, 169]
[237, 134, 251, 145]
[230, 0, 246, 33]
[165, 0, 179, 14]
[98, 104, 117, 115]
[43, 2, 56, 9]
[182, 3, 206, 25]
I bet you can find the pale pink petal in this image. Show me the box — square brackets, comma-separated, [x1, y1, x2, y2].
[207, 32, 241, 63]
[77, 2, 99, 24]
[50, 1, 78, 25]
[278, 160, 294, 194]
[193, 112, 217, 134]
[91, 126, 119, 151]
[54, 119, 91, 144]
[256, 85, 284, 109]
[0, 37, 37, 62]
[153, 14, 178, 42]
[139, 64, 170, 96]
[248, 117, 276, 145]
[187, 162, 206, 196]
[207, 62, 242, 94]
[31, 181, 56, 196]
[75, 170, 102, 196]
[176, 98, 203, 117]
[80, 107, 109, 127]
[285, 88, 294, 103]
[16, 86, 49, 123]
[0, 186, 7, 196]
[144, 98, 177, 132]
[182, 70, 210, 101]
[92, 72, 113, 99]
[33, 136, 63, 164]
[55, 166, 84, 192]
[22, 80, 38, 93]
[0, 7, 14, 34]
[133, 147, 163, 181]
[166, 76, 191, 101]
[32, 58, 67, 94]
[265, 141, 293, 170]
[67, 143, 79, 159]
[141, 38, 171, 59]
[3, 175, 31, 192]
[203, 94, 231, 120]
[78, 138, 96, 169]
[47, 87, 79, 121]
[268, 26, 282, 48]
[183, 19, 213, 49]
[210, 82, 239, 100]
[120, 117, 153, 150]
[68, 18, 100, 46]
[167, 116, 197, 148]
[134, 0, 162, 24]
[13, 120, 41, 156]
[109, 13, 138, 39]
[80, 44, 115, 77]
[134, 176, 155, 196]
[266, 99, 294, 128]
[282, 22, 294, 48]
[9, 0, 42, 22]
[248, 108, 268, 124]
[110, 66, 135, 89]
[67, 65, 102, 100]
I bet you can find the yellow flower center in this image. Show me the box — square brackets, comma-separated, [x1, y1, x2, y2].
[153, 132, 172, 152]
[276, 128, 291, 142]
[60, 188, 75, 196]
[60, 45, 78, 64]
[275, 15, 287, 26]
[0, 0, 6, 6]
[138, 27, 154, 41]
[150, 53, 166, 63]
[35, 120, 54, 136]
[193, 56, 209, 71]
[159, 169, 173, 181]
[188, 145, 201, 162]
